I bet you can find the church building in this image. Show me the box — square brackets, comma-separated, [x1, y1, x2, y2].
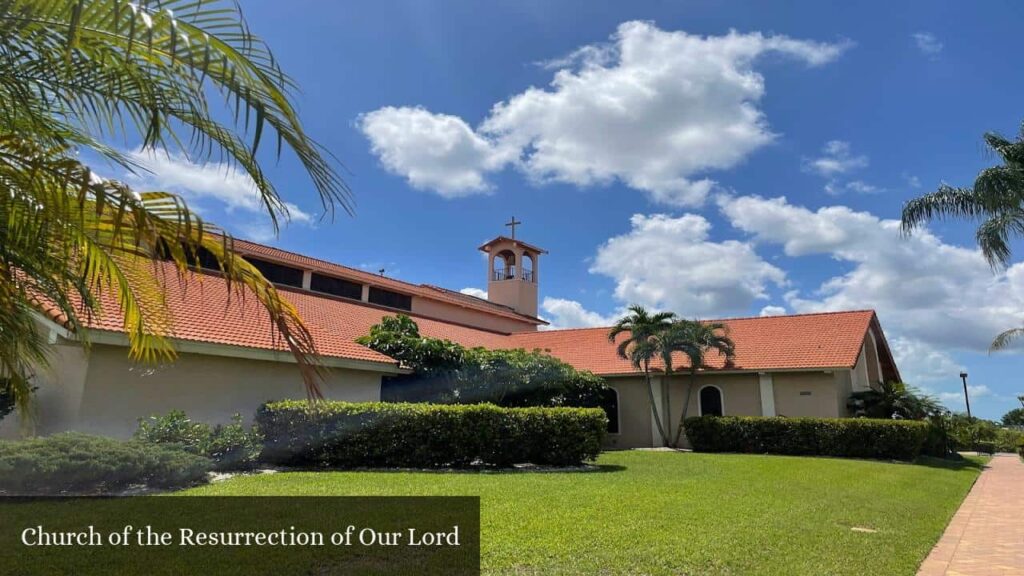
[6, 227, 901, 448]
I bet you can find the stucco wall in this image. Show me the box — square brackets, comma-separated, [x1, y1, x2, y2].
[411, 297, 538, 334]
[29, 344, 382, 439]
[602, 377, 652, 449]
[852, 344, 871, 392]
[772, 372, 840, 418]
[666, 373, 762, 426]
[0, 338, 90, 439]
[833, 369, 854, 417]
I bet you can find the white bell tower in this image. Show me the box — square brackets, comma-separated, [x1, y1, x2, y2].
[478, 217, 546, 318]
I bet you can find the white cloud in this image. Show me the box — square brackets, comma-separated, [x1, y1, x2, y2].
[358, 107, 514, 197]
[590, 213, 786, 317]
[903, 173, 922, 188]
[844, 180, 882, 194]
[938, 385, 992, 408]
[804, 140, 868, 177]
[718, 194, 1024, 355]
[759, 305, 787, 317]
[361, 22, 849, 206]
[125, 149, 313, 224]
[803, 140, 880, 195]
[913, 33, 943, 57]
[459, 287, 488, 299]
[889, 337, 962, 384]
[540, 297, 620, 330]
[123, 150, 314, 242]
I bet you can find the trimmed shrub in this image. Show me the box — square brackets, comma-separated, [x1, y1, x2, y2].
[134, 411, 261, 471]
[0, 433, 210, 495]
[973, 441, 995, 455]
[256, 401, 607, 468]
[683, 416, 929, 461]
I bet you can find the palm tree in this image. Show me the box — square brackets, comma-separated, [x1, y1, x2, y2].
[0, 1, 350, 418]
[671, 320, 735, 446]
[900, 126, 1024, 351]
[608, 305, 676, 446]
[847, 381, 944, 420]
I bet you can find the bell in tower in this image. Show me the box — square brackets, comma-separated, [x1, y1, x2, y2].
[478, 217, 546, 318]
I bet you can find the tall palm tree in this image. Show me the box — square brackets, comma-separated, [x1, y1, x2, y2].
[608, 305, 676, 446]
[671, 320, 735, 446]
[901, 126, 1024, 351]
[0, 1, 350, 418]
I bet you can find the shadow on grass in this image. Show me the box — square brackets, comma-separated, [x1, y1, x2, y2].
[912, 455, 988, 472]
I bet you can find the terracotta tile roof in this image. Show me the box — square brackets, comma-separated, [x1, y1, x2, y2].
[231, 239, 545, 325]
[46, 260, 893, 379]
[46, 261, 512, 368]
[505, 310, 890, 377]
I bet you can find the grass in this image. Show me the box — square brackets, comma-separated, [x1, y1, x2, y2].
[182, 451, 985, 575]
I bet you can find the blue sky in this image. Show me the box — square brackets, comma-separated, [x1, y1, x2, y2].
[126, 1, 1024, 419]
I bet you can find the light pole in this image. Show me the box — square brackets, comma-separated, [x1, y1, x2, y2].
[960, 371, 972, 418]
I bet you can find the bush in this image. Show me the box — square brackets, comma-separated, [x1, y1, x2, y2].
[973, 441, 995, 455]
[683, 416, 929, 461]
[360, 315, 608, 408]
[922, 415, 954, 458]
[134, 411, 261, 471]
[0, 433, 210, 495]
[994, 427, 1024, 453]
[256, 401, 607, 468]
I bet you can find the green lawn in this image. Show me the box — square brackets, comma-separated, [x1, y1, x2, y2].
[184, 451, 984, 576]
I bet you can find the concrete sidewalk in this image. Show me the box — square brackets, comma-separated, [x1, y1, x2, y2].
[918, 454, 1024, 576]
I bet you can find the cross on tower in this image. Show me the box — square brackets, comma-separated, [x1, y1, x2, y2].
[505, 216, 522, 240]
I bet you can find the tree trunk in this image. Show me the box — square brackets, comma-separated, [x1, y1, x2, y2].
[663, 369, 673, 447]
[644, 361, 669, 446]
[674, 368, 698, 447]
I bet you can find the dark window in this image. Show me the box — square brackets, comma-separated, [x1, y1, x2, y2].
[155, 240, 221, 271]
[600, 388, 620, 434]
[246, 257, 303, 288]
[699, 386, 723, 417]
[310, 273, 363, 300]
[191, 245, 221, 270]
[368, 287, 412, 311]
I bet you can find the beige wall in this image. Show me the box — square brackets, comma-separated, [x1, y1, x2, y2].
[666, 373, 762, 426]
[864, 332, 883, 387]
[604, 370, 850, 449]
[10, 344, 382, 439]
[833, 369, 854, 417]
[411, 297, 538, 334]
[772, 372, 841, 418]
[0, 338, 90, 439]
[602, 377, 652, 449]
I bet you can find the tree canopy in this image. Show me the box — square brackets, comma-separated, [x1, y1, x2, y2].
[1, 0, 349, 416]
[357, 315, 608, 408]
[901, 124, 1024, 350]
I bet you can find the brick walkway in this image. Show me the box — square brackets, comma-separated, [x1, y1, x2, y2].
[918, 454, 1024, 576]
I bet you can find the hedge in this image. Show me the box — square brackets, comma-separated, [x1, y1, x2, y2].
[0, 433, 211, 495]
[134, 411, 262, 471]
[683, 416, 929, 461]
[256, 401, 607, 468]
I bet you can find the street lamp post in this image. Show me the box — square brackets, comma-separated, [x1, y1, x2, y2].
[960, 371, 972, 418]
